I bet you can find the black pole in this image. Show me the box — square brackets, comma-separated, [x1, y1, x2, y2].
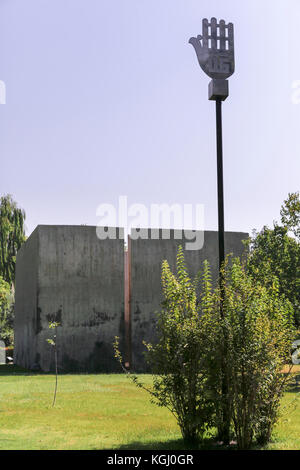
[215, 98, 230, 445]
[215, 98, 225, 284]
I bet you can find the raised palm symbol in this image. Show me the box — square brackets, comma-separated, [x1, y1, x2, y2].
[189, 18, 234, 80]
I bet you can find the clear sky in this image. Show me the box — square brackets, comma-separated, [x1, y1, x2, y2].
[0, 0, 299, 237]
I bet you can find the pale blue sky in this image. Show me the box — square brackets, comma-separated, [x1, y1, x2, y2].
[0, 0, 299, 236]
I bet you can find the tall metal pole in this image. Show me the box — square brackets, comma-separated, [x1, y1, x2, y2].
[215, 98, 225, 289]
[215, 98, 230, 444]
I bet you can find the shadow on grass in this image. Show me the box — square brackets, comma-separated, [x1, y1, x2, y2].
[0, 364, 124, 376]
[0, 364, 37, 376]
[0, 364, 64, 376]
[115, 438, 237, 451]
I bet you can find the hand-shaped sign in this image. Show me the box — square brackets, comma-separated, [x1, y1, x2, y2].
[189, 18, 234, 80]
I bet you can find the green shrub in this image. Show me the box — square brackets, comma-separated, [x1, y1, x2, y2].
[114, 248, 296, 449]
[115, 246, 219, 443]
[221, 259, 296, 448]
[143, 248, 220, 443]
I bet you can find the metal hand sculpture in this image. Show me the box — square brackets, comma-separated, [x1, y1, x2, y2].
[188, 17, 235, 444]
[189, 18, 234, 80]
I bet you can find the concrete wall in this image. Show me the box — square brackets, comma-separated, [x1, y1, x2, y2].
[14, 225, 124, 372]
[14, 225, 248, 373]
[130, 229, 248, 372]
[14, 228, 39, 369]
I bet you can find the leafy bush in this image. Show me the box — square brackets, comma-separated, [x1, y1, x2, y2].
[115, 246, 219, 443]
[220, 259, 296, 448]
[143, 248, 220, 443]
[114, 247, 296, 449]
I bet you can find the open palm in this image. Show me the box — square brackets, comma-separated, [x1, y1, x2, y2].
[189, 18, 234, 80]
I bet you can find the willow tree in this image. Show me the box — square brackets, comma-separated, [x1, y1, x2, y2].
[0, 194, 26, 286]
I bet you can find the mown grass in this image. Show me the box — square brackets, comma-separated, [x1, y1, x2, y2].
[0, 365, 299, 450]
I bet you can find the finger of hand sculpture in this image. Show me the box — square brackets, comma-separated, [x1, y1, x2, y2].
[189, 17, 235, 80]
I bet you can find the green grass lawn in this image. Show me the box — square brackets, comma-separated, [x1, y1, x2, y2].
[0, 365, 299, 450]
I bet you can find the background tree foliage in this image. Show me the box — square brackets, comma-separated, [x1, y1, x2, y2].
[0, 194, 26, 346]
[0, 275, 14, 345]
[246, 192, 300, 326]
[0, 194, 26, 286]
[280, 191, 300, 241]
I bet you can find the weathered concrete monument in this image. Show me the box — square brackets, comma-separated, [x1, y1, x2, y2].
[14, 225, 248, 373]
[14, 225, 124, 372]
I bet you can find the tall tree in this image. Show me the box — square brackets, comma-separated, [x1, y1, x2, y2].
[247, 192, 300, 326]
[0, 194, 26, 286]
[280, 191, 300, 241]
